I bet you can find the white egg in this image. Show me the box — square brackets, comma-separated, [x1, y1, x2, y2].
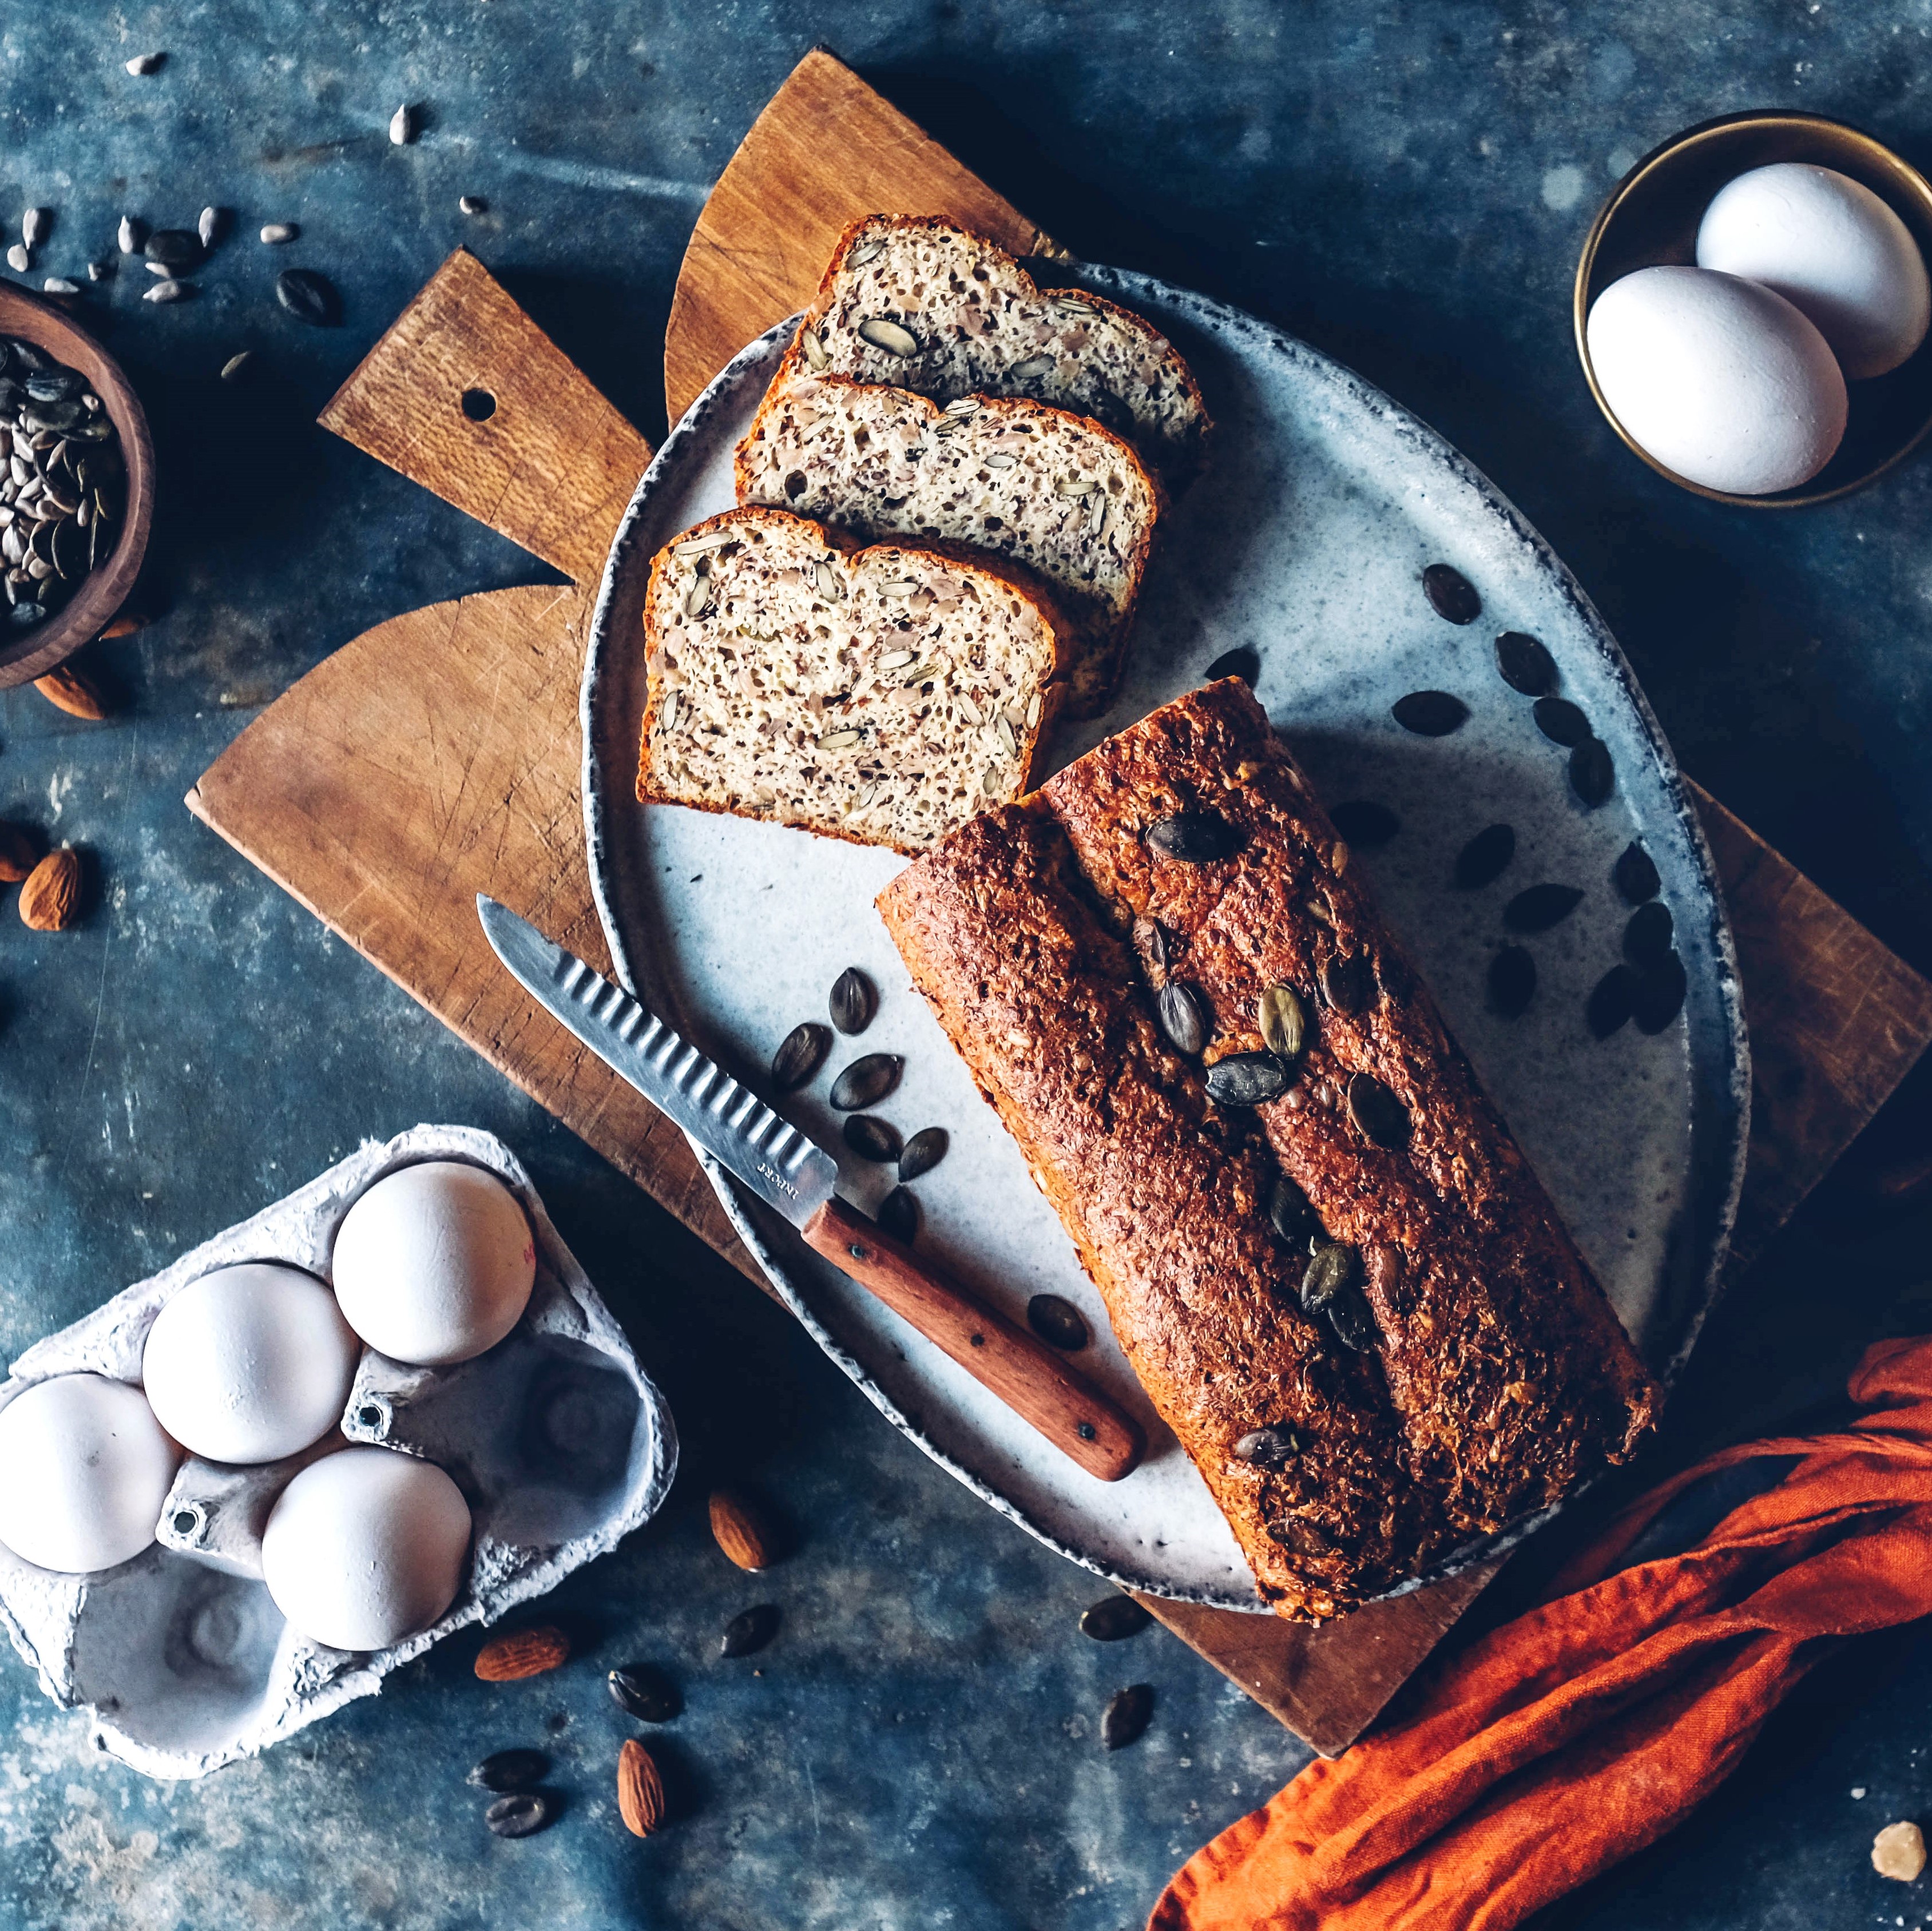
[330, 1161, 535, 1366]
[261, 1445, 471, 1650]
[0, 1374, 180, 1574]
[1697, 162, 1930, 379]
[1586, 266, 1847, 495]
[141, 1262, 360, 1465]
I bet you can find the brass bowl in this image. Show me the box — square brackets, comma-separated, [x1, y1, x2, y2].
[1574, 109, 1932, 508]
[0, 284, 155, 686]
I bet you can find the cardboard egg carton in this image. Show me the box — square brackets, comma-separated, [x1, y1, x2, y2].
[0, 1124, 678, 1779]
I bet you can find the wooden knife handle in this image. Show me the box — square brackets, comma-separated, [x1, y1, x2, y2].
[802, 1195, 1145, 1483]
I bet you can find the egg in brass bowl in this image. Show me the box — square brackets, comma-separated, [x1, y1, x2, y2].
[1574, 109, 1932, 508]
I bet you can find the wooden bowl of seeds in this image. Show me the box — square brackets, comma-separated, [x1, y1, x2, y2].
[0, 283, 154, 687]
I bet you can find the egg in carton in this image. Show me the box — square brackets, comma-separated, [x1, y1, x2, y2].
[0, 1124, 677, 1779]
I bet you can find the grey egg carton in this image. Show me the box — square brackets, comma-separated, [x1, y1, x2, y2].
[0, 1124, 679, 1781]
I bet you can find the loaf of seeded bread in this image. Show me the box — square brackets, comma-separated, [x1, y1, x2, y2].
[877, 680, 1659, 1619]
[776, 214, 1212, 483]
[736, 375, 1159, 717]
[636, 507, 1069, 855]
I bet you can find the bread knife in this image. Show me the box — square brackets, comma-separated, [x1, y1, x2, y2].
[477, 896, 1145, 1482]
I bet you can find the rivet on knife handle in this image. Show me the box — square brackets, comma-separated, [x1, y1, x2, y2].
[802, 1195, 1145, 1483]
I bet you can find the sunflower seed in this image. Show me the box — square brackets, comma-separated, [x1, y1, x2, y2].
[1569, 736, 1614, 807]
[1532, 696, 1590, 746]
[21, 208, 49, 249]
[1614, 841, 1660, 905]
[983, 451, 1017, 469]
[3, 246, 25, 275]
[1327, 1279, 1380, 1351]
[898, 1127, 948, 1183]
[1233, 1425, 1301, 1469]
[1632, 953, 1687, 1033]
[86, 261, 110, 281]
[1422, 562, 1481, 623]
[1347, 1072, 1410, 1148]
[608, 1663, 681, 1722]
[1131, 916, 1170, 984]
[390, 102, 418, 145]
[1157, 980, 1208, 1055]
[874, 578, 919, 598]
[1147, 810, 1240, 863]
[877, 1185, 920, 1243]
[1027, 1293, 1089, 1350]
[1319, 953, 1372, 1015]
[117, 215, 144, 255]
[1391, 690, 1469, 736]
[683, 570, 713, 618]
[1301, 1243, 1354, 1313]
[1623, 901, 1674, 970]
[1102, 1684, 1153, 1750]
[41, 278, 77, 297]
[275, 267, 341, 325]
[1011, 355, 1056, 380]
[485, 1793, 554, 1838]
[1267, 1175, 1316, 1247]
[1054, 476, 1097, 497]
[1588, 964, 1637, 1039]
[1328, 800, 1398, 848]
[771, 1020, 831, 1091]
[1503, 884, 1584, 933]
[259, 221, 299, 245]
[843, 1114, 902, 1163]
[799, 325, 830, 371]
[470, 1749, 549, 1792]
[213, 349, 252, 383]
[1204, 644, 1260, 685]
[198, 206, 229, 249]
[857, 316, 918, 357]
[1487, 945, 1537, 1018]
[459, 195, 487, 216]
[1205, 1051, 1289, 1107]
[827, 966, 877, 1036]
[721, 1603, 780, 1658]
[1081, 1595, 1152, 1641]
[1494, 630, 1557, 696]
[142, 277, 192, 303]
[1454, 823, 1516, 889]
[830, 1052, 902, 1111]
[1257, 983, 1306, 1059]
[126, 51, 166, 74]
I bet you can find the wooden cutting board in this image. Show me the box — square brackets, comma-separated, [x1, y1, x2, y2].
[187, 51, 1932, 1757]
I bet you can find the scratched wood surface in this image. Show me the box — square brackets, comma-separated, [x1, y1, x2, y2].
[188, 54, 1932, 1757]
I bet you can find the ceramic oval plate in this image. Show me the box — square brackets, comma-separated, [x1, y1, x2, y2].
[582, 268, 1749, 1612]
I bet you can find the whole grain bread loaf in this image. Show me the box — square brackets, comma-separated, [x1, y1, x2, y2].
[876, 680, 1658, 1618]
[735, 374, 1159, 718]
[636, 507, 1068, 855]
[777, 213, 1211, 483]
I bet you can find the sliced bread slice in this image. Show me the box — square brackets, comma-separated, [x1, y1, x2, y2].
[637, 507, 1069, 856]
[779, 213, 1211, 484]
[735, 375, 1159, 717]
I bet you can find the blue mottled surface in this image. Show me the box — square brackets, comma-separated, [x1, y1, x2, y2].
[1, 4, 1930, 1926]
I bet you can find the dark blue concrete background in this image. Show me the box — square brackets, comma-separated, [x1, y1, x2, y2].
[2, 4, 1931, 1925]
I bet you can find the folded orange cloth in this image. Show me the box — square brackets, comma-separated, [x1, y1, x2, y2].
[1151, 1335, 1932, 1931]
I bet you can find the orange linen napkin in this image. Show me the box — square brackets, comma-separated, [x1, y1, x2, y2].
[1151, 1334, 1932, 1931]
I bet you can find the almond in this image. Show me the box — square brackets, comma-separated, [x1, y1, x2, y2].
[709, 1488, 776, 1571]
[0, 822, 38, 884]
[34, 661, 112, 721]
[474, 1624, 570, 1682]
[617, 1738, 666, 1838]
[18, 848, 79, 931]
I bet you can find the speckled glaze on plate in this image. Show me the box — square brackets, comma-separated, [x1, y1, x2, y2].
[582, 270, 1749, 1614]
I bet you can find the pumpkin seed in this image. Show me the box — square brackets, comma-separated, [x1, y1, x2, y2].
[470, 1749, 548, 1792]
[1147, 810, 1240, 862]
[608, 1663, 681, 1723]
[683, 571, 713, 618]
[1422, 562, 1481, 624]
[1327, 1279, 1380, 1351]
[485, 1792, 554, 1838]
[843, 1114, 902, 1163]
[673, 527, 737, 556]
[1267, 1175, 1316, 1248]
[1503, 884, 1583, 933]
[275, 267, 341, 326]
[799, 325, 830, 370]
[1347, 1072, 1410, 1148]
[657, 692, 680, 735]
[995, 714, 1018, 760]
[1204, 644, 1260, 685]
[877, 1185, 920, 1243]
[1587, 964, 1637, 1039]
[771, 1020, 831, 1091]
[942, 397, 980, 418]
[829, 1052, 902, 1111]
[1391, 690, 1469, 736]
[721, 1604, 779, 1657]
[816, 559, 844, 600]
[1205, 1052, 1289, 1107]
[1454, 823, 1516, 889]
[829, 965, 878, 1035]
[857, 316, 918, 357]
[1301, 1243, 1354, 1313]
[1632, 953, 1688, 1034]
[1328, 800, 1398, 848]
[1486, 945, 1536, 1019]
[1623, 901, 1674, 970]
[1532, 696, 1590, 746]
[1569, 736, 1614, 807]
[1080, 1595, 1152, 1641]
[1011, 355, 1055, 380]
[1494, 630, 1557, 696]
[1614, 841, 1660, 905]
[1131, 916, 1170, 983]
[818, 728, 860, 751]
[1028, 1293, 1089, 1350]
[1319, 953, 1372, 1015]
[898, 1127, 948, 1183]
[983, 452, 1017, 469]
[1157, 980, 1208, 1055]
[847, 239, 886, 268]
[1232, 1425, 1302, 1469]
[1102, 1683, 1153, 1750]
[875, 578, 919, 597]
[1257, 983, 1306, 1059]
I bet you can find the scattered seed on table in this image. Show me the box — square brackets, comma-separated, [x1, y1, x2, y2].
[1102, 1683, 1155, 1750]
[877, 1185, 919, 1243]
[771, 1020, 830, 1091]
[1328, 800, 1399, 848]
[142, 279, 192, 303]
[459, 194, 488, 216]
[1631, 953, 1687, 1034]
[1422, 562, 1481, 623]
[21, 209, 49, 249]
[1623, 901, 1674, 970]
[117, 215, 144, 255]
[41, 279, 76, 296]
[469, 1748, 549, 1792]
[1532, 696, 1590, 747]
[1613, 841, 1660, 905]
[1486, 945, 1537, 1018]
[1391, 689, 1469, 736]
[828, 964, 876, 1034]
[220, 350, 253, 382]
[1204, 643, 1260, 685]
[721, 1604, 779, 1658]
[259, 222, 299, 245]
[1503, 883, 1583, 933]
[843, 1114, 902, 1163]
[484, 1792, 554, 1839]
[898, 1126, 948, 1183]
[828, 1052, 901, 1110]
[275, 267, 342, 326]
[86, 260, 111, 282]
[390, 102, 418, 145]
[144, 260, 176, 276]
[1454, 823, 1516, 889]
[1081, 1595, 1152, 1642]
[125, 51, 165, 75]
[1569, 736, 1614, 807]
[3, 246, 26, 275]
[1028, 1293, 1088, 1350]
[608, 1663, 681, 1723]
[1494, 630, 1557, 696]
[197, 206, 229, 248]
[1587, 965, 1637, 1039]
